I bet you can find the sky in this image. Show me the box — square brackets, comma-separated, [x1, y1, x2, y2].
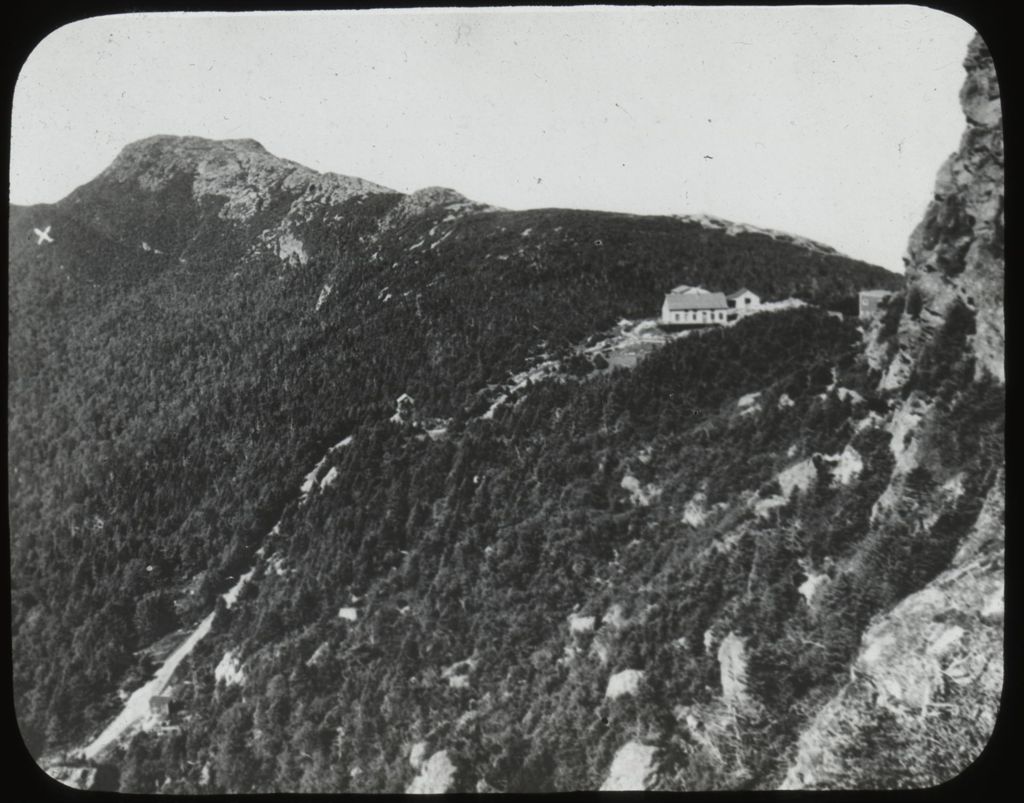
[11, 7, 977, 272]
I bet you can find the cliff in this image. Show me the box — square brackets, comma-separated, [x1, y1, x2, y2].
[868, 34, 1003, 387]
[780, 33, 1004, 789]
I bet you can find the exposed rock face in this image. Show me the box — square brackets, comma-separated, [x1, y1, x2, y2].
[568, 612, 596, 634]
[9, 37, 1001, 796]
[406, 749, 457, 794]
[621, 473, 662, 507]
[716, 632, 750, 706]
[405, 186, 472, 208]
[829, 445, 863, 486]
[781, 473, 1004, 790]
[100, 135, 393, 219]
[797, 566, 829, 607]
[600, 741, 657, 791]
[878, 35, 1003, 385]
[59, 135, 399, 264]
[214, 650, 245, 686]
[886, 393, 930, 471]
[408, 741, 428, 770]
[378, 184, 493, 231]
[780, 34, 1004, 790]
[777, 458, 818, 497]
[675, 212, 840, 256]
[682, 491, 709, 527]
[605, 669, 645, 700]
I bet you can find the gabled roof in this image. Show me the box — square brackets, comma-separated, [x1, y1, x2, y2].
[665, 291, 729, 311]
[859, 289, 893, 298]
[726, 288, 758, 300]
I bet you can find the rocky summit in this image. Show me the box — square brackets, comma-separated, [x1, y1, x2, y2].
[9, 35, 1002, 795]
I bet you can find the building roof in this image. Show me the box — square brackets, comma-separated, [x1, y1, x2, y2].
[859, 289, 893, 298]
[150, 697, 173, 713]
[726, 288, 758, 300]
[670, 283, 694, 294]
[665, 291, 729, 311]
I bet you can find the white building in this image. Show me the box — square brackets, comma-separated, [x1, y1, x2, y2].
[661, 285, 730, 326]
[660, 284, 760, 327]
[726, 288, 761, 314]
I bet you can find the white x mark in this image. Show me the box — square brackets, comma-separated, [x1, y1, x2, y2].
[34, 225, 54, 245]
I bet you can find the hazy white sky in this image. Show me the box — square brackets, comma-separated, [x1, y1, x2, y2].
[12, 7, 977, 271]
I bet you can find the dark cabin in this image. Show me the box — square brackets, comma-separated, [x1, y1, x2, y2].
[150, 695, 176, 719]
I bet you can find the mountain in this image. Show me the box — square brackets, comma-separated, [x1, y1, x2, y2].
[8, 38, 1000, 795]
[780, 33, 1005, 789]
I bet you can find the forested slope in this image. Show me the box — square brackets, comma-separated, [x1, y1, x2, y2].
[15, 122, 999, 795]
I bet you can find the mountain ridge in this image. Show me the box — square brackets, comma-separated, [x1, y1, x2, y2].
[9, 41, 999, 794]
[16, 133, 894, 277]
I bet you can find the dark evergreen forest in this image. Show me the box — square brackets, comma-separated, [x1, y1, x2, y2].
[16, 147, 993, 792]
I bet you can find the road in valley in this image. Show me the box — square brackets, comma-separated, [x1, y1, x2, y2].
[81, 567, 253, 760]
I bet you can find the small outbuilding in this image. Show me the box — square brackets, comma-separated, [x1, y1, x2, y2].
[150, 695, 176, 720]
[859, 289, 893, 319]
[726, 288, 761, 313]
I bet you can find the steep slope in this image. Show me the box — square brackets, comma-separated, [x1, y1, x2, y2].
[12, 132, 916, 790]
[866, 34, 1003, 389]
[779, 32, 1004, 790]
[780, 471, 1003, 789]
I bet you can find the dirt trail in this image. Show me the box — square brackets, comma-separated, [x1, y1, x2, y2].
[81, 568, 252, 760]
[78, 434, 354, 760]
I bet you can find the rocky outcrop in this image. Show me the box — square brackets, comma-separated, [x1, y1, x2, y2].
[567, 612, 596, 634]
[600, 741, 657, 791]
[214, 650, 246, 686]
[408, 740, 428, 770]
[682, 491, 709, 527]
[873, 34, 1003, 385]
[675, 213, 841, 257]
[605, 669, 645, 700]
[406, 749, 458, 794]
[378, 184, 493, 232]
[717, 632, 750, 706]
[99, 135, 393, 220]
[58, 135, 398, 264]
[777, 458, 818, 497]
[781, 472, 1004, 790]
[780, 34, 1004, 790]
